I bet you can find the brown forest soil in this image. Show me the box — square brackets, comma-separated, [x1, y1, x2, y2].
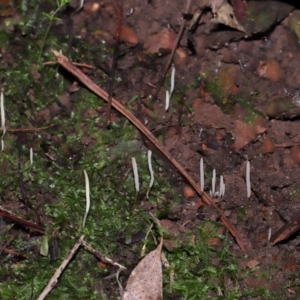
[66, 0, 300, 297]
[2, 0, 300, 299]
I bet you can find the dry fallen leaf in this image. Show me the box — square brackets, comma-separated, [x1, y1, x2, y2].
[122, 238, 163, 300]
[197, 0, 246, 32]
[257, 60, 281, 82]
[211, 1, 246, 32]
[120, 26, 138, 45]
[210, 0, 224, 13]
[143, 28, 177, 54]
[247, 259, 259, 269]
[233, 118, 266, 151]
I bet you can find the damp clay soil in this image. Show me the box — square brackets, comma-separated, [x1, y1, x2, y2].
[2, 0, 300, 299]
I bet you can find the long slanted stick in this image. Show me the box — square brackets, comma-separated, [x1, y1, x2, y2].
[52, 50, 246, 253]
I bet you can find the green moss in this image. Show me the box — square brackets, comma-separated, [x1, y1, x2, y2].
[290, 189, 300, 200]
[204, 75, 264, 124]
[232, 95, 265, 125]
[0, 2, 166, 298]
[205, 77, 225, 107]
[163, 222, 242, 300]
[0, 3, 287, 300]
[237, 206, 247, 223]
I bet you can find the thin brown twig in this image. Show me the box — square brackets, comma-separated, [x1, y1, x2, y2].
[44, 61, 95, 69]
[1, 247, 27, 258]
[52, 50, 246, 253]
[0, 231, 18, 256]
[0, 231, 26, 259]
[37, 235, 85, 300]
[0, 123, 57, 133]
[37, 235, 125, 300]
[275, 143, 300, 148]
[0, 206, 45, 234]
[153, 0, 192, 100]
[81, 239, 125, 269]
[106, 0, 123, 128]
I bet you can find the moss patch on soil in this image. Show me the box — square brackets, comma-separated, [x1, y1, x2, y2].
[0, 1, 293, 299]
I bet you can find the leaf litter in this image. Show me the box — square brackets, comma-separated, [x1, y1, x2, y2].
[122, 238, 163, 300]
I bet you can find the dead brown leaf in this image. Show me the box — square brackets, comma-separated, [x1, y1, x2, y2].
[233, 118, 266, 151]
[122, 239, 163, 300]
[247, 259, 259, 269]
[211, 1, 246, 32]
[198, 0, 246, 32]
[143, 28, 177, 54]
[120, 26, 138, 45]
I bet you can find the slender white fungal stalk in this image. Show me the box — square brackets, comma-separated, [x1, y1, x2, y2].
[74, 0, 85, 13]
[147, 151, 154, 188]
[199, 128, 203, 138]
[238, 59, 244, 72]
[220, 175, 225, 197]
[219, 176, 223, 197]
[170, 64, 175, 95]
[1, 89, 6, 151]
[200, 157, 204, 192]
[268, 228, 272, 242]
[0, 90, 5, 130]
[82, 170, 90, 229]
[30, 147, 33, 165]
[212, 169, 216, 196]
[246, 161, 251, 198]
[165, 90, 170, 111]
[146, 150, 154, 198]
[131, 157, 140, 193]
[78, 0, 84, 9]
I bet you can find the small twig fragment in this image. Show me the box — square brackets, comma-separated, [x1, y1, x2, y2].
[153, 0, 192, 99]
[37, 235, 84, 300]
[106, 0, 123, 127]
[0, 123, 57, 133]
[81, 239, 126, 269]
[0, 206, 44, 234]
